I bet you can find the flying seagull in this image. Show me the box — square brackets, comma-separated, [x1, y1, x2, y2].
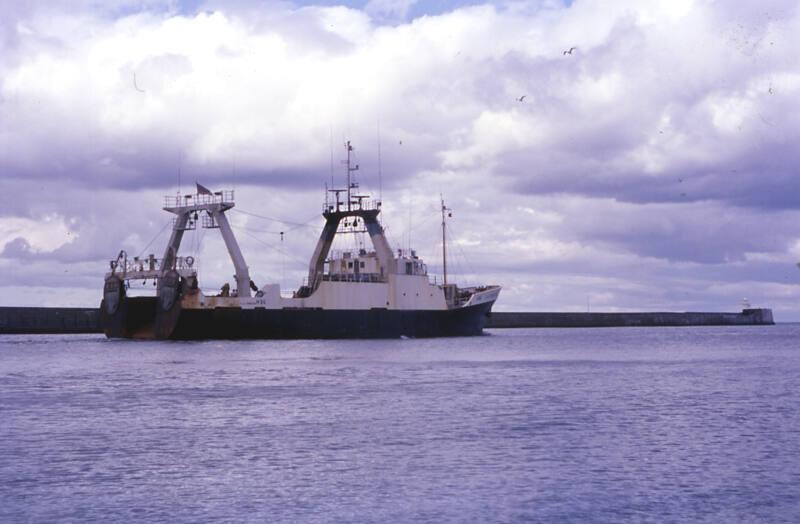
[563, 47, 577, 55]
[517, 95, 526, 102]
[133, 73, 145, 93]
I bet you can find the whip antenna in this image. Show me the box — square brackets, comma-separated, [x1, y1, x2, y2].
[377, 119, 383, 206]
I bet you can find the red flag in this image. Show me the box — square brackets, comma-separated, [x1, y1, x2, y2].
[196, 182, 212, 195]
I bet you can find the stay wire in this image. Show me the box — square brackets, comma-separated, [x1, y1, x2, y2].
[445, 222, 480, 286]
[137, 219, 173, 259]
[232, 208, 318, 229]
[231, 224, 310, 267]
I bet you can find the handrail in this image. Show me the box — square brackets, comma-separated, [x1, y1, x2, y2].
[110, 255, 197, 275]
[163, 190, 235, 209]
[321, 273, 385, 283]
[322, 199, 382, 214]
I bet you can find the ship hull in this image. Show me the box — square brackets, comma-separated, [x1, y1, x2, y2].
[101, 297, 495, 340]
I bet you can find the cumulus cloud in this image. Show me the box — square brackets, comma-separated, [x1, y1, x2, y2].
[1, 0, 800, 317]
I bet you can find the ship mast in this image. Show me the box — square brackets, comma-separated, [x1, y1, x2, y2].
[346, 140, 359, 211]
[441, 195, 451, 285]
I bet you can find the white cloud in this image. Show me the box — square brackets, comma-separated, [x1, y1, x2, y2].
[0, 216, 74, 254]
[1, 0, 800, 317]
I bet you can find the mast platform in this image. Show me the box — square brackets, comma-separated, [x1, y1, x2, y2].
[163, 190, 235, 213]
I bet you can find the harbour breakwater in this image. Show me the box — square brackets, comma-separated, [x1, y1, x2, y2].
[487, 309, 774, 328]
[0, 307, 100, 334]
[0, 306, 775, 334]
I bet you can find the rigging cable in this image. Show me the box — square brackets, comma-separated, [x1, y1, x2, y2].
[231, 208, 318, 229]
[136, 219, 173, 259]
[230, 224, 311, 267]
[445, 222, 480, 287]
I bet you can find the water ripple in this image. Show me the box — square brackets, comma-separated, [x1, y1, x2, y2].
[1, 326, 799, 522]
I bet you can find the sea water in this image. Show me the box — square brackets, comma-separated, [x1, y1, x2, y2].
[1, 325, 799, 522]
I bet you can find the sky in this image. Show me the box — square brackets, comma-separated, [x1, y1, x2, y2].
[1, 0, 800, 318]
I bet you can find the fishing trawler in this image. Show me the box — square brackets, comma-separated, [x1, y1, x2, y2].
[100, 142, 500, 339]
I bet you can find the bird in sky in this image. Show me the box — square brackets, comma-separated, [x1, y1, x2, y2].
[517, 95, 526, 102]
[563, 47, 577, 55]
[133, 73, 145, 93]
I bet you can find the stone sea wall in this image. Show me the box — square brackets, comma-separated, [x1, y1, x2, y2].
[485, 309, 774, 328]
[0, 307, 101, 334]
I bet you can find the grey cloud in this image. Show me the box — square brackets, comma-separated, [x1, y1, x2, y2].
[486, 11, 800, 210]
[2, 0, 800, 317]
[1, 237, 35, 259]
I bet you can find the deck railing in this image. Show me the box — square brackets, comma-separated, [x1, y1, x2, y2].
[322, 199, 381, 214]
[321, 273, 385, 284]
[110, 255, 197, 276]
[163, 190, 234, 209]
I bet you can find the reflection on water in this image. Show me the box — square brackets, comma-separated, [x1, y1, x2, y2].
[2, 326, 799, 522]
